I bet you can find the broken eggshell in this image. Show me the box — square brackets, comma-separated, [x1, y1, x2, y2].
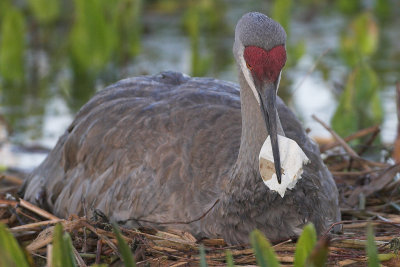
[259, 135, 310, 197]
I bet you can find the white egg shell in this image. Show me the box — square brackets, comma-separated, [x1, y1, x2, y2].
[259, 135, 310, 197]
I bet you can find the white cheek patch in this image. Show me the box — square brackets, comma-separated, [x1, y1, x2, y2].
[240, 56, 261, 105]
[276, 71, 282, 91]
[259, 135, 310, 197]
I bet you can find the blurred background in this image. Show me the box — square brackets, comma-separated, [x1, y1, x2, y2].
[0, 0, 399, 171]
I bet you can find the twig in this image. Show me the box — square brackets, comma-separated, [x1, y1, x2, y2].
[19, 199, 60, 220]
[331, 168, 384, 177]
[312, 115, 371, 171]
[357, 127, 380, 156]
[118, 199, 219, 225]
[320, 125, 380, 153]
[355, 157, 389, 168]
[0, 199, 18, 206]
[9, 206, 27, 225]
[72, 245, 88, 267]
[329, 157, 388, 171]
[10, 219, 64, 232]
[30, 252, 47, 260]
[81, 221, 121, 258]
[0, 174, 23, 185]
[272, 238, 293, 248]
[347, 164, 400, 205]
[95, 239, 102, 264]
[16, 207, 41, 222]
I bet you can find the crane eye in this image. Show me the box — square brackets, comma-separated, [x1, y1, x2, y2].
[246, 62, 253, 70]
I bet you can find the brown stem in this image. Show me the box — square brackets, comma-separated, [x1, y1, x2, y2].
[320, 125, 380, 153]
[312, 115, 371, 171]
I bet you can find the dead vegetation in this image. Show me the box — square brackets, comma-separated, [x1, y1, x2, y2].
[1, 118, 400, 266]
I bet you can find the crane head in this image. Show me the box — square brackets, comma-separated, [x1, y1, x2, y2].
[233, 12, 287, 184]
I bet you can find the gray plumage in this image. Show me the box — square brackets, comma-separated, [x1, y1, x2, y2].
[235, 13, 286, 51]
[22, 12, 340, 245]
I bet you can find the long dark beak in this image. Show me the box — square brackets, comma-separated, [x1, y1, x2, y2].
[258, 82, 282, 184]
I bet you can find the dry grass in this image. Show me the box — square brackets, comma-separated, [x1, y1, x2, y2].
[1, 122, 400, 266]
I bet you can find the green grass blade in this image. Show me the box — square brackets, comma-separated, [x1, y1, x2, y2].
[52, 223, 77, 267]
[199, 245, 208, 267]
[305, 236, 330, 267]
[294, 223, 317, 267]
[367, 224, 380, 267]
[112, 223, 136, 267]
[0, 223, 30, 267]
[250, 229, 280, 267]
[378, 253, 395, 262]
[226, 249, 235, 267]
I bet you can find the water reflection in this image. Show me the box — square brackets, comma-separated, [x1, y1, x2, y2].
[0, 0, 399, 171]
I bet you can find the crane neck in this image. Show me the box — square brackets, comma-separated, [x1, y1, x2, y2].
[233, 68, 285, 178]
[204, 68, 286, 243]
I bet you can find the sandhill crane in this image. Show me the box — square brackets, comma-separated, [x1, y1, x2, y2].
[22, 12, 340, 244]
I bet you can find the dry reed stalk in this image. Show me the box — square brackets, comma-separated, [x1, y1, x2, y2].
[10, 219, 64, 232]
[47, 244, 52, 267]
[276, 255, 294, 263]
[169, 261, 188, 267]
[19, 199, 60, 220]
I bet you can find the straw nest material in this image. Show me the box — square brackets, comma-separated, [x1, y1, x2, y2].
[1, 117, 400, 266]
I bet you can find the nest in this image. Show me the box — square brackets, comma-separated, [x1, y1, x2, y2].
[1, 118, 400, 266]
